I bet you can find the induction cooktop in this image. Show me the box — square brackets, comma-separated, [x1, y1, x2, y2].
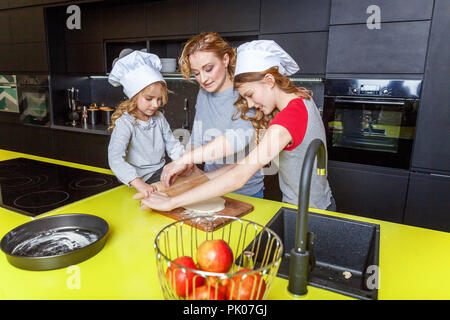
[0, 158, 121, 217]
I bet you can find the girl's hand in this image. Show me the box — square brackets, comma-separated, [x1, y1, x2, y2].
[139, 184, 157, 199]
[130, 178, 157, 198]
[141, 191, 176, 211]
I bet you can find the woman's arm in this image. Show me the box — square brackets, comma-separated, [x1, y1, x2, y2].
[143, 125, 291, 211]
[160, 134, 235, 187]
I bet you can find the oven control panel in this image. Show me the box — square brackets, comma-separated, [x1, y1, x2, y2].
[325, 79, 422, 99]
[349, 84, 392, 96]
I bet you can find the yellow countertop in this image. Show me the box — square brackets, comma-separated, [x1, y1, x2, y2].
[0, 149, 449, 300]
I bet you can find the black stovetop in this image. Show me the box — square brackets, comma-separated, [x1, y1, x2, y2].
[0, 158, 121, 217]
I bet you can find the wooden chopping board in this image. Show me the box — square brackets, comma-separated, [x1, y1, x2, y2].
[152, 197, 254, 232]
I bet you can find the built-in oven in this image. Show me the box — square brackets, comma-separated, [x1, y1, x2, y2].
[17, 75, 50, 126]
[322, 79, 422, 169]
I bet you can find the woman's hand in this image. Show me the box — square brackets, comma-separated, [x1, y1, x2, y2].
[161, 160, 194, 188]
[141, 191, 176, 211]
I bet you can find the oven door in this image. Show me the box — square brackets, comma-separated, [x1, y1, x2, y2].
[17, 85, 50, 126]
[322, 96, 419, 169]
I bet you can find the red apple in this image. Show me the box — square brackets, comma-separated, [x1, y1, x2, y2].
[227, 268, 266, 300]
[207, 276, 231, 298]
[187, 284, 226, 300]
[196, 239, 233, 273]
[165, 256, 205, 297]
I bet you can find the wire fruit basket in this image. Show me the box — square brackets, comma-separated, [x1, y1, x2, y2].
[154, 215, 283, 300]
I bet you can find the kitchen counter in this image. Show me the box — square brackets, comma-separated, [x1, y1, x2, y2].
[0, 149, 449, 300]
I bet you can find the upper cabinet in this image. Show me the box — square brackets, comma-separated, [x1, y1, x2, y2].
[198, 0, 260, 34]
[260, 32, 328, 76]
[326, 21, 430, 74]
[0, 10, 10, 43]
[0, 0, 8, 10]
[260, 0, 331, 34]
[10, 6, 46, 42]
[102, 3, 146, 39]
[146, 0, 197, 37]
[330, 0, 434, 25]
[64, 3, 102, 44]
[8, 0, 43, 8]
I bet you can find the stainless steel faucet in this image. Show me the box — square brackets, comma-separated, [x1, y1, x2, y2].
[288, 139, 326, 296]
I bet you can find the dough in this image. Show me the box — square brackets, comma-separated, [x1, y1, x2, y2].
[183, 197, 226, 216]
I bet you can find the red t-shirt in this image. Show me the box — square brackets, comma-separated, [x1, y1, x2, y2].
[268, 98, 308, 151]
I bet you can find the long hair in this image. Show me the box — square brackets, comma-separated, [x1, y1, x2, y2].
[108, 81, 170, 131]
[179, 32, 236, 81]
[233, 67, 313, 143]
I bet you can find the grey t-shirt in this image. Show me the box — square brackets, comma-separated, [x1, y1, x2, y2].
[108, 111, 185, 186]
[188, 88, 264, 196]
[276, 98, 332, 210]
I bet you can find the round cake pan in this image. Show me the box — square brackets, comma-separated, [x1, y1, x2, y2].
[0, 213, 108, 271]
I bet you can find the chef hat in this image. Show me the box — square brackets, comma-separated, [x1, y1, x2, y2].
[235, 40, 299, 76]
[108, 50, 165, 98]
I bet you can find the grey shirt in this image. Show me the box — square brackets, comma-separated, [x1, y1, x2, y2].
[277, 98, 333, 210]
[188, 88, 264, 196]
[108, 111, 185, 186]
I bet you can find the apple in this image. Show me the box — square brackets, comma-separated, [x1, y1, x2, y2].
[207, 276, 231, 298]
[165, 256, 205, 297]
[227, 268, 266, 300]
[196, 239, 233, 273]
[187, 284, 226, 300]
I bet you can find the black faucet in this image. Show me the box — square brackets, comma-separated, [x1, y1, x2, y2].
[288, 139, 327, 296]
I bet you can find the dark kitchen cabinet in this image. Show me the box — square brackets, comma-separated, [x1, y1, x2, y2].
[53, 130, 110, 168]
[326, 21, 430, 74]
[102, 3, 146, 39]
[0, 122, 55, 158]
[8, 0, 43, 8]
[10, 42, 48, 72]
[146, 0, 196, 37]
[327, 161, 409, 223]
[0, 44, 13, 72]
[0, 10, 10, 43]
[260, 32, 329, 76]
[411, 0, 450, 173]
[66, 42, 104, 74]
[198, 0, 260, 33]
[260, 0, 331, 34]
[404, 172, 450, 233]
[10, 6, 46, 43]
[330, 0, 434, 25]
[64, 3, 102, 44]
[0, 0, 8, 10]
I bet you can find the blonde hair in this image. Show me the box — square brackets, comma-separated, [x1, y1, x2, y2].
[108, 81, 170, 131]
[179, 32, 236, 81]
[233, 67, 313, 143]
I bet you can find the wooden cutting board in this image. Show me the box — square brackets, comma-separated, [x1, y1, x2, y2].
[152, 197, 254, 232]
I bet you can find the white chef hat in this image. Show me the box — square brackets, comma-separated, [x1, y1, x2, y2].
[108, 50, 165, 98]
[235, 40, 299, 76]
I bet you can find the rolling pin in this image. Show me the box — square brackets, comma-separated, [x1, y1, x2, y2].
[132, 174, 209, 200]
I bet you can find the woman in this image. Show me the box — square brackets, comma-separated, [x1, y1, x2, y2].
[145, 40, 334, 212]
[161, 32, 265, 198]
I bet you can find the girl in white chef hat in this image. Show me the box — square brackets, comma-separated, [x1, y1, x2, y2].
[142, 40, 335, 212]
[107, 50, 185, 198]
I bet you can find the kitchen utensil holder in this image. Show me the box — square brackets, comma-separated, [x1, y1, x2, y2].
[154, 215, 283, 300]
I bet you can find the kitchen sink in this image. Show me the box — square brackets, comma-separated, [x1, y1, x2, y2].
[239, 207, 380, 300]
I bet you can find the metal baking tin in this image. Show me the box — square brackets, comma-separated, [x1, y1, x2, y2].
[0, 213, 109, 271]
